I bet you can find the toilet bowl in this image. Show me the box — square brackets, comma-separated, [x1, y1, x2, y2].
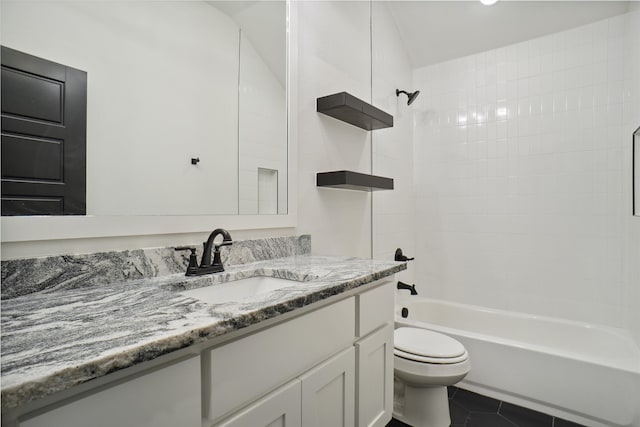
[393, 327, 471, 427]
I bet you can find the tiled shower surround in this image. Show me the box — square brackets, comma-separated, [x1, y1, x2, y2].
[412, 11, 640, 331]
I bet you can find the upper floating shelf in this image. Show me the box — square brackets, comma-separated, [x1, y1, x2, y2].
[316, 92, 393, 131]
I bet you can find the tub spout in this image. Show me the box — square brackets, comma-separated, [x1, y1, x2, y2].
[397, 281, 418, 295]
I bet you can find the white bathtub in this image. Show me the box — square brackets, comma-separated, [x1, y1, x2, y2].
[395, 297, 640, 427]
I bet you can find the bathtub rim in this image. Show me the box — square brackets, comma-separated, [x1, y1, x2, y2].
[395, 297, 640, 375]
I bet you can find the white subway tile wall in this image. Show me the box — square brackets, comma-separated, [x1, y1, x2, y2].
[412, 11, 640, 329]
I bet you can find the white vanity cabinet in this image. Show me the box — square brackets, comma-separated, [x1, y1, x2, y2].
[211, 280, 394, 427]
[214, 347, 356, 427]
[14, 279, 394, 427]
[204, 297, 356, 423]
[19, 357, 201, 427]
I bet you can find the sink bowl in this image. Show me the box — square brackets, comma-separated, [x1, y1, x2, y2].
[179, 276, 300, 305]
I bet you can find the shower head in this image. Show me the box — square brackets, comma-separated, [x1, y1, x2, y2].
[396, 89, 420, 105]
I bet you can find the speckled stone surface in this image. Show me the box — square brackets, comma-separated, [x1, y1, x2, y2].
[1, 235, 311, 299]
[1, 253, 405, 410]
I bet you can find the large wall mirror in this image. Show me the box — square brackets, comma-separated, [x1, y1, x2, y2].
[1, 0, 287, 216]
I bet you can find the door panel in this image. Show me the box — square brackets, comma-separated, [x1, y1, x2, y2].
[1, 67, 64, 124]
[1, 134, 63, 181]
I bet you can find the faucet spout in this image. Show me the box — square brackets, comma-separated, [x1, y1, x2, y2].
[201, 228, 233, 268]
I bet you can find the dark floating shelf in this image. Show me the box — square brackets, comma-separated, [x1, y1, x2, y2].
[317, 92, 393, 131]
[317, 170, 394, 192]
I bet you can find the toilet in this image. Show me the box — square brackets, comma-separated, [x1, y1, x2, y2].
[393, 327, 471, 427]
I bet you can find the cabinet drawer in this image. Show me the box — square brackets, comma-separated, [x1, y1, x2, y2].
[20, 357, 201, 427]
[204, 297, 355, 422]
[356, 281, 393, 337]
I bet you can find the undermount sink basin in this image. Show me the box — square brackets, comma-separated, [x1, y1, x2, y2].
[180, 276, 300, 305]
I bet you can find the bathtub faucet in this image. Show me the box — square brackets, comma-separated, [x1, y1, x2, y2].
[397, 281, 418, 295]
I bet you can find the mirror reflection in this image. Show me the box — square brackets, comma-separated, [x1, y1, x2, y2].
[634, 126, 639, 217]
[0, 0, 287, 216]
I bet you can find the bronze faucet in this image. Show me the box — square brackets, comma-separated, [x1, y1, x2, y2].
[175, 228, 233, 276]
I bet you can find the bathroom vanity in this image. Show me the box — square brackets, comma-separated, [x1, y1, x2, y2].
[1, 237, 405, 427]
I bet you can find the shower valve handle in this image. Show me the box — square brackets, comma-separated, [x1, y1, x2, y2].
[395, 248, 415, 262]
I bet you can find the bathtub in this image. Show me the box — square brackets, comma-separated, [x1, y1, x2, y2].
[395, 297, 640, 427]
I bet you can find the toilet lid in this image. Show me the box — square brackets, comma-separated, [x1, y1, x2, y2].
[395, 327, 466, 359]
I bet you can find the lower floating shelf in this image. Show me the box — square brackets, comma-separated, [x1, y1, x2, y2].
[316, 170, 394, 192]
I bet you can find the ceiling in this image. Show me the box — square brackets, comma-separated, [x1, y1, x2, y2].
[385, 1, 634, 69]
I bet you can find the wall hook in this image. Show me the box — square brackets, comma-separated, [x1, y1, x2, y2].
[191, 157, 200, 165]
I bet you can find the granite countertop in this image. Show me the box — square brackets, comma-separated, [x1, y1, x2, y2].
[1, 255, 405, 410]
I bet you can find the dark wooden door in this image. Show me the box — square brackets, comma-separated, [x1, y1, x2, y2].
[1, 46, 87, 215]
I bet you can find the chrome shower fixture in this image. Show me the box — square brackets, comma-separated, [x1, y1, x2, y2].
[396, 89, 420, 105]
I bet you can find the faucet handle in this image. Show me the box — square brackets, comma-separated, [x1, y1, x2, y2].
[175, 246, 199, 274]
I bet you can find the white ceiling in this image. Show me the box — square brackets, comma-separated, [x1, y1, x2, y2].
[385, 1, 633, 69]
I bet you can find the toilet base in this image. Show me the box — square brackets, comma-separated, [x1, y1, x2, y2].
[393, 381, 450, 427]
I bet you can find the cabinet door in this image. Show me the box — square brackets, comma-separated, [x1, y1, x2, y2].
[20, 357, 200, 427]
[355, 324, 393, 427]
[300, 347, 355, 427]
[215, 380, 301, 427]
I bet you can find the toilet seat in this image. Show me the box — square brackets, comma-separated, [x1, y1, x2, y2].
[394, 327, 468, 364]
[394, 348, 468, 364]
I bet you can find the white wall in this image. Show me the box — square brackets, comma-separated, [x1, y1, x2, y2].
[371, 3, 415, 284]
[296, 1, 373, 258]
[295, 1, 415, 260]
[412, 11, 640, 330]
[1, 1, 239, 215]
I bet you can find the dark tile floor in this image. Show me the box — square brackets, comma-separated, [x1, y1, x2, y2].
[386, 387, 587, 427]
